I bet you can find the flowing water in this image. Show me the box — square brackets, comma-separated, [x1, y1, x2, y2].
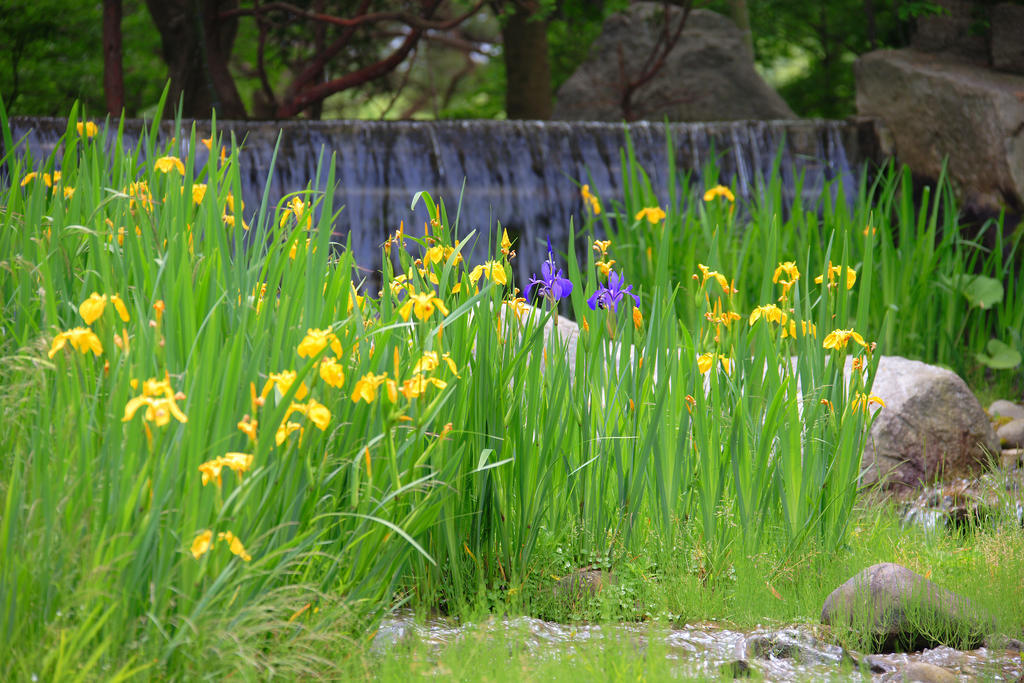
[375, 610, 1024, 680]
[6, 117, 879, 284]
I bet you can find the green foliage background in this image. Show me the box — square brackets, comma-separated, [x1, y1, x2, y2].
[0, 0, 928, 120]
[0, 0, 165, 117]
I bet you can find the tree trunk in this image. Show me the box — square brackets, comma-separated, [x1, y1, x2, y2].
[103, 0, 125, 117]
[201, 0, 247, 118]
[501, 3, 552, 120]
[145, 0, 246, 118]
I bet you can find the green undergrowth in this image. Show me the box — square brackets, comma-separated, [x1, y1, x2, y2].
[412, 498, 1024, 634]
[350, 501, 1024, 680]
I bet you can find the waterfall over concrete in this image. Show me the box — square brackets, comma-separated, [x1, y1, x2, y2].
[5, 118, 880, 284]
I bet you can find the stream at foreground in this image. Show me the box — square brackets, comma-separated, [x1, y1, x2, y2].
[374, 610, 1024, 680]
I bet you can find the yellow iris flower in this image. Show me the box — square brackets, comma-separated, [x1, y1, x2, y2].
[351, 372, 389, 404]
[412, 351, 459, 376]
[703, 185, 736, 202]
[191, 530, 213, 559]
[399, 291, 450, 322]
[850, 392, 886, 414]
[154, 156, 185, 175]
[237, 415, 258, 442]
[48, 327, 103, 358]
[823, 329, 869, 351]
[782, 320, 817, 339]
[261, 370, 309, 401]
[217, 531, 252, 562]
[469, 261, 507, 286]
[78, 292, 130, 324]
[191, 530, 252, 561]
[198, 452, 253, 488]
[275, 421, 303, 445]
[749, 304, 788, 326]
[634, 206, 667, 224]
[581, 184, 601, 215]
[285, 399, 331, 431]
[127, 181, 154, 212]
[297, 328, 343, 358]
[501, 229, 514, 258]
[79, 293, 107, 324]
[123, 376, 188, 427]
[772, 261, 801, 284]
[697, 352, 731, 374]
[319, 357, 346, 388]
[814, 262, 857, 290]
[397, 374, 447, 400]
[694, 264, 737, 294]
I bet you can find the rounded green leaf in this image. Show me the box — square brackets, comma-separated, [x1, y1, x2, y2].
[960, 275, 1004, 309]
[974, 338, 1022, 369]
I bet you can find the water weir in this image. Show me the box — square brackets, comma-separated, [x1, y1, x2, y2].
[5, 117, 881, 283]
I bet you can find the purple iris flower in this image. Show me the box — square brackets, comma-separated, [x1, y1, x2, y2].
[587, 270, 640, 312]
[525, 237, 574, 302]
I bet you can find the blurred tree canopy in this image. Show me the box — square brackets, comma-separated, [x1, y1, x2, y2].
[0, 0, 165, 117]
[1, 0, 923, 120]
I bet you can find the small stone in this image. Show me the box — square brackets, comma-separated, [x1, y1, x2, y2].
[996, 418, 1024, 448]
[1001, 449, 1023, 469]
[988, 399, 1024, 422]
[552, 569, 615, 600]
[861, 654, 892, 673]
[901, 661, 958, 683]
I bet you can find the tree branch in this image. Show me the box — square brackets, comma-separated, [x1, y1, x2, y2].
[221, 0, 486, 32]
[620, 1, 692, 120]
[276, 26, 423, 118]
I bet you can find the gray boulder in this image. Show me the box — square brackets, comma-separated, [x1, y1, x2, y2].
[859, 356, 1000, 492]
[854, 48, 1024, 213]
[821, 563, 993, 653]
[553, 5, 795, 122]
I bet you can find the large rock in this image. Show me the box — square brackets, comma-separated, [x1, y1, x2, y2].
[858, 356, 999, 492]
[854, 48, 1024, 212]
[553, 5, 795, 122]
[821, 563, 993, 653]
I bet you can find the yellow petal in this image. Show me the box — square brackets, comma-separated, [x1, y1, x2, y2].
[191, 530, 213, 559]
[79, 293, 107, 325]
[154, 156, 185, 175]
[111, 294, 130, 322]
